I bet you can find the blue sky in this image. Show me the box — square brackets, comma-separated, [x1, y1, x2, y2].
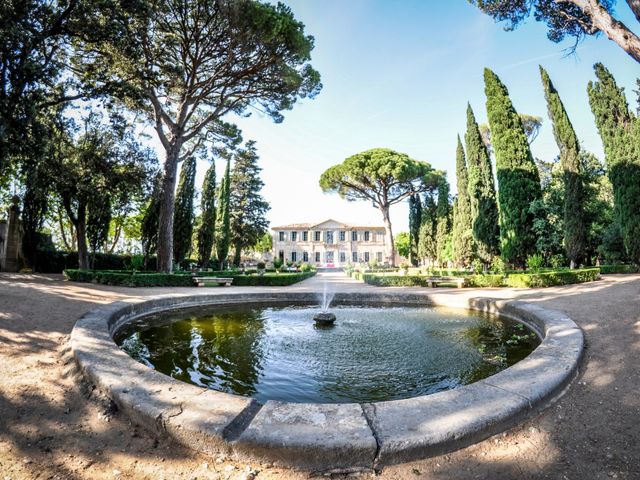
[195, 1, 640, 233]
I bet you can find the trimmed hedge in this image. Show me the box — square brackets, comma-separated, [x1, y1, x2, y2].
[362, 274, 430, 287]
[64, 269, 194, 287]
[504, 268, 600, 288]
[361, 268, 600, 289]
[64, 269, 315, 287]
[598, 264, 639, 274]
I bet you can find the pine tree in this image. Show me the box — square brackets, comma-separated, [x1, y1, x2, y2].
[465, 103, 499, 264]
[197, 161, 216, 268]
[484, 68, 542, 267]
[229, 141, 270, 266]
[435, 178, 452, 266]
[587, 63, 640, 265]
[408, 194, 422, 266]
[452, 136, 474, 267]
[539, 66, 586, 268]
[141, 172, 163, 269]
[172, 156, 196, 264]
[215, 157, 232, 269]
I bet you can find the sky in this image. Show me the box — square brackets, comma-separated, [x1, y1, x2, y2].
[169, 1, 640, 233]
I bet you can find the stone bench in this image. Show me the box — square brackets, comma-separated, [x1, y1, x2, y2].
[193, 276, 234, 287]
[425, 276, 467, 288]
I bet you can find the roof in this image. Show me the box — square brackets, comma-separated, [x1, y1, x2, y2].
[271, 218, 385, 230]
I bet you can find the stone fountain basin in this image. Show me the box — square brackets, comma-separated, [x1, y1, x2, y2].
[70, 291, 583, 472]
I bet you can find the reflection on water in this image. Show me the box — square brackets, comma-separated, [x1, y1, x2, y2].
[115, 304, 540, 404]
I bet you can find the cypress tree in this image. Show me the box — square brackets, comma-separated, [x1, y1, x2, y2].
[587, 63, 640, 265]
[418, 193, 437, 265]
[465, 103, 499, 264]
[229, 141, 270, 266]
[435, 178, 452, 266]
[141, 171, 163, 269]
[172, 157, 196, 264]
[451, 136, 474, 267]
[484, 68, 542, 267]
[215, 157, 232, 269]
[408, 194, 422, 266]
[197, 161, 216, 268]
[540, 66, 586, 268]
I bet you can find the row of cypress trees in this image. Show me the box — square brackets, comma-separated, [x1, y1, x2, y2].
[141, 142, 269, 270]
[417, 63, 638, 270]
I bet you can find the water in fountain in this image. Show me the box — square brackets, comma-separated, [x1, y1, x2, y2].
[320, 281, 335, 312]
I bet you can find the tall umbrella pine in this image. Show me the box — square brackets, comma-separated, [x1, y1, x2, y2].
[588, 63, 640, 265]
[172, 157, 197, 265]
[540, 66, 586, 268]
[216, 158, 232, 270]
[484, 68, 542, 268]
[465, 104, 499, 264]
[452, 136, 474, 267]
[197, 162, 216, 268]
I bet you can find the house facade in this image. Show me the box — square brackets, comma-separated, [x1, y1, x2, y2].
[272, 219, 388, 267]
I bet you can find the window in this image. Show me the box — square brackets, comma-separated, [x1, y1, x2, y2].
[291, 231, 297, 242]
[364, 231, 370, 242]
[377, 252, 383, 263]
[279, 231, 285, 241]
[364, 252, 370, 262]
[291, 251, 297, 262]
[303, 251, 309, 262]
[278, 250, 284, 261]
[339, 231, 345, 242]
[351, 231, 358, 241]
[339, 252, 346, 263]
[379, 231, 385, 242]
[302, 231, 308, 241]
[314, 231, 321, 242]
[352, 251, 358, 262]
[315, 252, 321, 262]
[326, 231, 334, 244]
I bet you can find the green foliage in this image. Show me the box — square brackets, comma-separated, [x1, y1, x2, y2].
[418, 193, 437, 264]
[141, 172, 163, 268]
[549, 254, 566, 269]
[408, 194, 422, 266]
[216, 158, 232, 269]
[467, 274, 505, 288]
[598, 264, 639, 274]
[588, 63, 640, 265]
[362, 274, 431, 287]
[471, 258, 484, 274]
[320, 148, 442, 265]
[205, 272, 316, 286]
[504, 268, 600, 288]
[452, 137, 474, 266]
[64, 269, 195, 287]
[394, 232, 411, 259]
[87, 194, 112, 267]
[526, 254, 544, 272]
[197, 162, 216, 267]
[490, 256, 506, 274]
[229, 141, 270, 266]
[540, 66, 586, 267]
[299, 262, 312, 272]
[173, 157, 197, 263]
[484, 68, 542, 267]
[273, 257, 283, 269]
[253, 232, 273, 255]
[465, 104, 499, 262]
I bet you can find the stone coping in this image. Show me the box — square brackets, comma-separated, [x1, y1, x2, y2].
[70, 291, 583, 472]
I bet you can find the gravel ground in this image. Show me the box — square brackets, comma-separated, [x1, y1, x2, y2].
[0, 272, 638, 480]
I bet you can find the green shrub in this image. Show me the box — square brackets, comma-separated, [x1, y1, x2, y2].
[257, 261, 266, 270]
[211, 272, 315, 286]
[363, 274, 430, 287]
[505, 268, 600, 288]
[598, 264, 639, 274]
[467, 274, 505, 287]
[549, 254, 566, 269]
[526, 254, 544, 272]
[300, 263, 312, 272]
[64, 269, 194, 287]
[471, 258, 484, 274]
[490, 257, 506, 275]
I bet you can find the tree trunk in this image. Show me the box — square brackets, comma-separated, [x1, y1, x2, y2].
[76, 203, 89, 270]
[233, 242, 242, 267]
[380, 205, 396, 267]
[156, 142, 182, 272]
[565, 0, 640, 63]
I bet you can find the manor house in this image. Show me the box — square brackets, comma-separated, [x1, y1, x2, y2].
[271, 219, 388, 268]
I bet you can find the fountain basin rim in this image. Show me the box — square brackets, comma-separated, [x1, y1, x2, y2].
[70, 291, 583, 471]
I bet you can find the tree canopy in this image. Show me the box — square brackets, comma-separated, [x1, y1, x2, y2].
[320, 148, 441, 266]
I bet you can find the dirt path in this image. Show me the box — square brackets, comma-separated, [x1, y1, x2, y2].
[0, 272, 638, 479]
